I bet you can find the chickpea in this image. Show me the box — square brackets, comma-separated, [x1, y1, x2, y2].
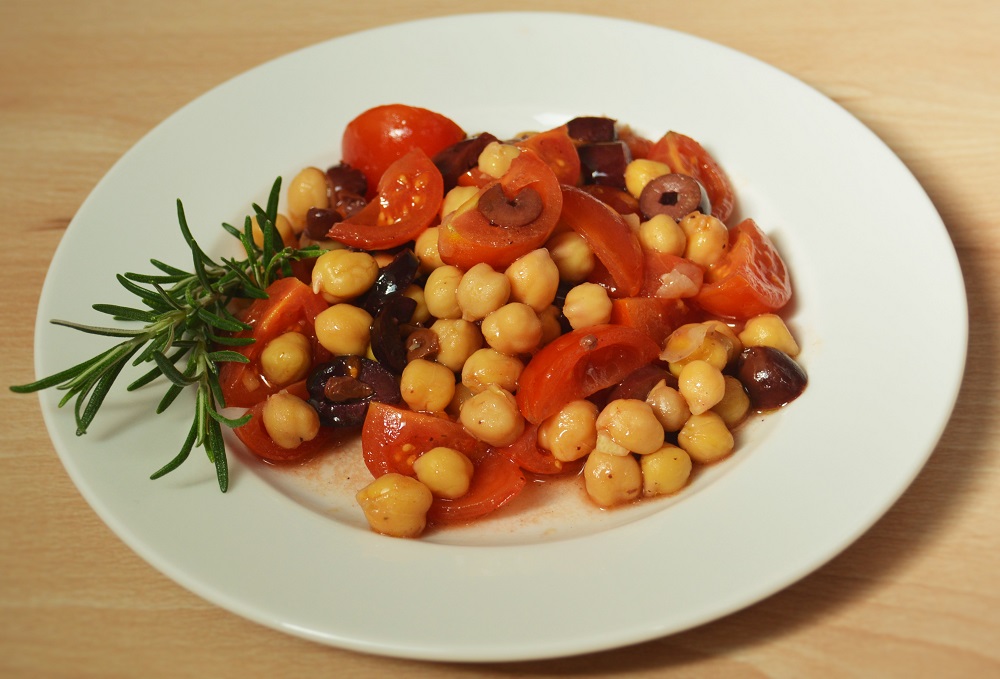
[412, 446, 474, 499]
[712, 375, 752, 428]
[478, 141, 521, 178]
[461, 348, 524, 394]
[315, 304, 372, 356]
[429, 319, 483, 372]
[446, 382, 475, 420]
[457, 262, 511, 321]
[403, 284, 431, 325]
[400, 359, 456, 413]
[596, 399, 665, 455]
[423, 265, 464, 320]
[414, 226, 445, 274]
[638, 214, 687, 256]
[583, 451, 642, 507]
[546, 231, 595, 283]
[677, 411, 735, 464]
[459, 384, 525, 447]
[440, 185, 479, 220]
[703, 320, 743, 361]
[645, 379, 692, 432]
[677, 359, 726, 415]
[311, 248, 380, 304]
[251, 213, 297, 249]
[739, 314, 801, 357]
[624, 158, 672, 199]
[355, 473, 434, 538]
[562, 282, 612, 330]
[481, 303, 543, 356]
[641, 444, 693, 497]
[537, 305, 564, 347]
[287, 166, 330, 230]
[678, 212, 728, 268]
[261, 391, 320, 449]
[505, 249, 560, 312]
[259, 331, 311, 387]
[537, 399, 598, 462]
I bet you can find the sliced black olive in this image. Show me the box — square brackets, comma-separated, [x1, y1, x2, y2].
[476, 183, 543, 228]
[737, 346, 807, 410]
[578, 141, 631, 189]
[433, 132, 499, 191]
[566, 116, 617, 143]
[369, 295, 418, 374]
[326, 162, 367, 197]
[405, 328, 440, 362]
[638, 173, 704, 221]
[304, 207, 342, 240]
[307, 356, 401, 428]
[356, 249, 419, 316]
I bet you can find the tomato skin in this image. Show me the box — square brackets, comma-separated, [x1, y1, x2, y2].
[438, 149, 563, 270]
[361, 402, 482, 478]
[648, 131, 736, 224]
[609, 296, 695, 347]
[517, 325, 661, 424]
[515, 126, 581, 186]
[695, 218, 792, 319]
[495, 423, 565, 475]
[560, 185, 644, 297]
[219, 277, 330, 408]
[639, 251, 705, 299]
[326, 149, 444, 250]
[233, 381, 338, 462]
[341, 104, 465, 198]
[426, 449, 526, 525]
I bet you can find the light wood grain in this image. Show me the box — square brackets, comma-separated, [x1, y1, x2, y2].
[2, 1, 998, 676]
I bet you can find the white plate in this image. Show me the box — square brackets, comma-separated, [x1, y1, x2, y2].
[33, 12, 967, 661]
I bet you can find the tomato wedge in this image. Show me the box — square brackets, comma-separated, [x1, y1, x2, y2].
[438, 149, 563, 270]
[648, 131, 736, 224]
[516, 126, 581, 186]
[609, 297, 695, 347]
[218, 277, 330, 408]
[517, 324, 661, 424]
[325, 149, 443, 250]
[426, 449, 526, 525]
[560, 185, 644, 297]
[639, 251, 705, 299]
[695, 218, 792, 319]
[233, 381, 339, 462]
[495, 423, 565, 475]
[361, 402, 482, 478]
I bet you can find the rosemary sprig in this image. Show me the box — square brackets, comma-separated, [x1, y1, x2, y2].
[11, 177, 323, 491]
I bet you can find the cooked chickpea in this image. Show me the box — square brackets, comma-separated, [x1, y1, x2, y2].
[678, 212, 729, 268]
[457, 262, 511, 321]
[459, 384, 525, 447]
[481, 303, 543, 356]
[400, 359, 456, 413]
[251, 213, 297, 249]
[287, 166, 330, 230]
[677, 411, 735, 464]
[259, 331, 311, 386]
[311, 248, 380, 304]
[314, 304, 372, 356]
[412, 446, 474, 499]
[403, 284, 431, 325]
[261, 391, 320, 449]
[414, 226, 444, 274]
[583, 451, 642, 507]
[505, 249, 560, 312]
[423, 264, 464, 320]
[638, 214, 687, 256]
[446, 382, 475, 419]
[662, 323, 734, 375]
[355, 473, 434, 538]
[478, 141, 521, 178]
[461, 348, 524, 394]
[641, 444, 693, 497]
[430, 318, 483, 372]
[645, 379, 692, 432]
[537, 305, 564, 347]
[562, 282, 612, 330]
[596, 399, 665, 455]
[546, 231, 595, 283]
[712, 375, 752, 428]
[624, 158, 672, 199]
[537, 399, 598, 462]
[703, 320, 743, 361]
[677, 359, 726, 415]
[440, 185, 479, 220]
[739, 314, 801, 357]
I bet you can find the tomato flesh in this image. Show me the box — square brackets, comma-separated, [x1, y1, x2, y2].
[609, 297, 695, 348]
[515, 126, 581, 185]
[361, 402, 482, 478]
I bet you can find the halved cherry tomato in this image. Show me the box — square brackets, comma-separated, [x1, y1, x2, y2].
[438, 149, 563, 270]
[495, 423, 565, 475]
[233, 381, 339, 462]
[609, 297, 695, 347]
[695, 218, 792, 319]
[517, 324, 661, 424]
[579, 184, 641, 217]
[560, 185, 643, 297]
[361, 402, 482, 478]
[427, 449, 526, 525]
[648, 131, 736, 224]
[617, 126, 654, 160]
[341, 104, 465, 198]
[639, 251, 705, 299]
[515, 126, 581, 186]
[326, 149, 444, 250]
[219, 277, 330, 408]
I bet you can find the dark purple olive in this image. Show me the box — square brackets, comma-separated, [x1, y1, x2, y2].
[432, 132, 499, 191]
[356, 249, 420, 316]
[737, 346, 807, 410]
[307, 356, 401, 428]
[304, 207, 342, 240]
[578, 141, 631, 189]
[476, 184, 543, 228]
[639, 173, 705, 221]
[369, 295, 417, 374]
[326, 162, 367, 197]
[566, 116, 617, 143]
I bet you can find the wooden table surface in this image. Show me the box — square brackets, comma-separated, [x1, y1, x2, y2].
[3, 1, 998, 676]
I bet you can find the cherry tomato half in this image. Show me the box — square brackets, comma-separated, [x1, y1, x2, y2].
[361, 402, 482, 478]
[639, 251, 705, 299]
[515, 126, 581, 186]
[233, 381, 340, 462]
[341, 104, 465, 198]
[648, 131, 736, 224]
[695, 218, 792, 319]
[495, 423, 565, 475]
[609, 297, 695, 348]
[426, 449, 526, 525]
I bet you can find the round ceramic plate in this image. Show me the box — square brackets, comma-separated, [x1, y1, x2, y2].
[33, 12, 967, 662]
